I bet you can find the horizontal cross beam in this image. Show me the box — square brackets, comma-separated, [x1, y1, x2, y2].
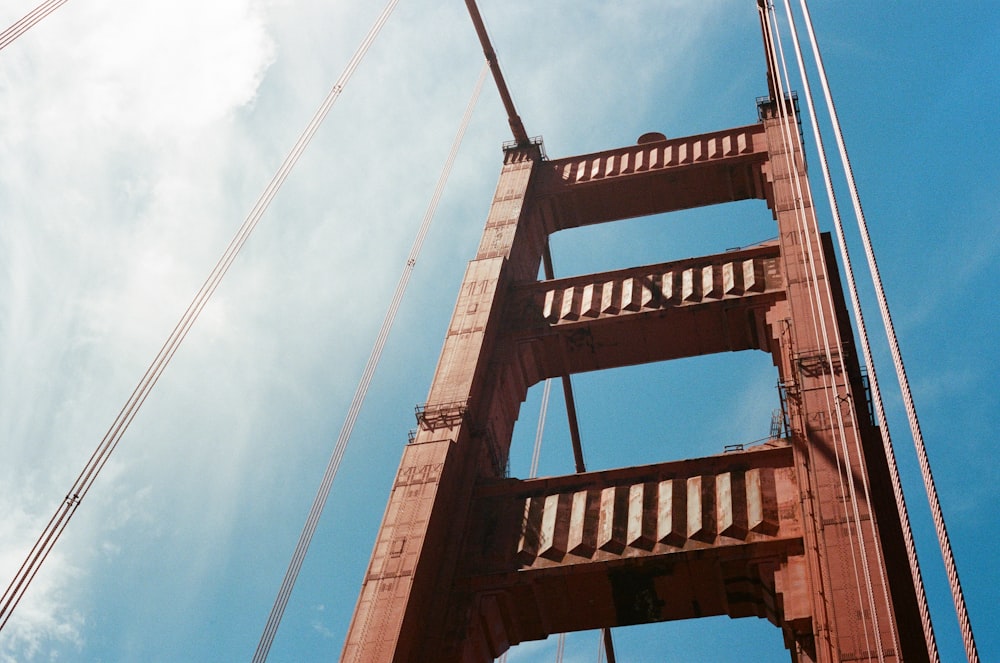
[505, 242, 784, 379]
[456, 445, 806, 651]
[533, 124, 770, 231]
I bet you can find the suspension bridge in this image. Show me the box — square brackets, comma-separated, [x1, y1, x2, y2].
[4, 1, 1000, 656]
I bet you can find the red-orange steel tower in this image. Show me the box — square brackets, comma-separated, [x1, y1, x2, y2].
[342, 28, 929, 663]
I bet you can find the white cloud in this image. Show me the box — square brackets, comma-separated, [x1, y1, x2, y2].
[0, 1, 279, 657]
[30, 1, 273, 135]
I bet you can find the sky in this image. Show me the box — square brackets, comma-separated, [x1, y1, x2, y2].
[0, 1, 997, 661]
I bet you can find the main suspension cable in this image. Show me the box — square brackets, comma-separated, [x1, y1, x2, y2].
[251, 60, 487, 663]
[778, 0, 939, 658]
[796, 2, 979, 660]
[0, 0, 69, 51]
[0, 0, 399, 634]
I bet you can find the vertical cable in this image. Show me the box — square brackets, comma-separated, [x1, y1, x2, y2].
[779, 0, 939, 658]
[554, 632, 566, 663]
[797, 1, 979, 660]
[769, 6, 894, 658]
[760, 4, 883, 657]
[773, 1, 895, 657]
[0, 0, 69, 51]
[529, 379, 552, 479]
[252, 61, 488, 662]
[0, 0, 402, 637]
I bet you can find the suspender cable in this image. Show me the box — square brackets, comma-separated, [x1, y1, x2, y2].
[760, 5, 885, 658]
[775, 5, 900, 656]
[520, 359, 552, 662]
[778, 1, 939, 658]
[0, 0, 400, 635]
[796, 2, 979, 660]
[252, 61, 487, 662]
[770, 5, 902, 658]
[554, 632, 566, 663]
[0, 0, 69, 51]
[529, 379, 552, 479]
[463, 0, 529, 147]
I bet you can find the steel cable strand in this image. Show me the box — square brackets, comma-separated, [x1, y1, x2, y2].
[780, 7, 909, 660]
[1, 227, 217, 629]
[529, 380, 552, 479]
[796, 1, 979, 660]
[769, 5, 893, 658]
[1, 0, 400, 635]
[526, 382, 573, 663]
[0, 0, 69, 51]
[555, 632, 566, 663]
[253, 51, 478, 653]
[0, 218, 206, 628]
[766, 16, 888, 654]
[760, 2, 870, 652]
[779, 1, 939, 658]
[766, 4, 884, 660]
[78, 0, 403, 512]
[0, 292, 191, 625]
[0, 0, 57, 48]
[251, 60, 486, 662]
[0, 501, 73, 629]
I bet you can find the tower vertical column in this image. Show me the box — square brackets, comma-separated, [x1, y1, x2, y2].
[762, 108, 902, 662]
[340, 145, 544, 663]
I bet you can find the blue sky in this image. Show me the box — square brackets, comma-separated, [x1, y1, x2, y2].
[0, 1, 997, 661]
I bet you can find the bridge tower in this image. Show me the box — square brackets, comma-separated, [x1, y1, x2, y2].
[342, 17, 930, 663]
